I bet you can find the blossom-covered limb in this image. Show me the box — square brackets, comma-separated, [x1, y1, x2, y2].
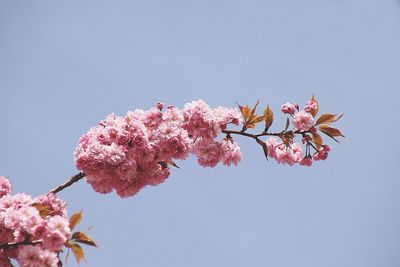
[0, 240, 42, 250]
[74, 96, 343, 198]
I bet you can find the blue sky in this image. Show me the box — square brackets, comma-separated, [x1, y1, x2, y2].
[1, 1, 399, 266]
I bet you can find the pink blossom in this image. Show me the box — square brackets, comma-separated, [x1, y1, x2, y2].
[47, 215, 70, 237]
[193, 138, 222, 167]
[115, 179, 145, 198]
[43, 230, 67, 251]
[157, 102, 164, 111]
[275, 145, 302, 166]
[299, 157, 313, 166]
[0, 186, 71, 264]
[182, 100, 216, 139]
[33, 193, 67, 217]
[32, 222, 47, 240]
[313, 145, 331, 161]
[293, 110, 314, 132]
[213, 106, 241, 129]
[104, 143, 126, 165]
[281, 102, 297, 115]
[0, 251, 11, 267]
[40, 250, 59, 267]
[3, 208, 21, 229]
[0, 176, 11, 198]
[266, 137, 279, 159]
[153, 121, 191, 161]
[305, 100, 318, 114]
[266, 138, 304, 166]
[220, 139, 242, 166]
[162, 106, 184, 124]
[0, 222, 13, 243]
[291, 143, 303, 161]
[21, 212, 43, 236]
[17, 245, 59, 267]
[17, 206, 40, 223]
[17, 246, 43, 267]
[0, 193, 32, 210]
[86, 177, 113, 194]
[75, 101, 245, 197]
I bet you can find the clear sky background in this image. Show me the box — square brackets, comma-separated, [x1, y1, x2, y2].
[1, 1, 399, 266]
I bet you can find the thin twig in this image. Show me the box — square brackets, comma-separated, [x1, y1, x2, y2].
[222, 129, 308, 139]
[48, 172, 86, 195]
[222, 128, 311, 160]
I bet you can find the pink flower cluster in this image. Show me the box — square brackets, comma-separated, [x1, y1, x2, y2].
[305, 100, 318, 114]
[266, 138, 331, 167]
[0, 176, 70, 267]
[75, 100, 243, 198]
[293, 110, 314, 132]
[281, 102, 298, 115]
[269, 99, 331, 166]
[266, 138, 303, 166]
[281, 102, 315, 132]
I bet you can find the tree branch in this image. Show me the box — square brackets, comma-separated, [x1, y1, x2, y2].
[222, 129, 307, 139]
[0, 240, 42, 249]
[46, 130, 308, 195]
[48, 172, 86, 195]
[222, 128, 311, 160]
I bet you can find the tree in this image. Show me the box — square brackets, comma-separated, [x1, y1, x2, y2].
[0, 96, 343, 266]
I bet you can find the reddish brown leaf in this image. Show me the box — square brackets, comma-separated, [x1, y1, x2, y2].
[72, 232, 98, 247]
[166, 159, 180, 169]
[70, 242, 85, 264]
[32, 203, 53, 218]
[315, 113, 343, 126]
[69, 211, 83, 231]
[319, 125, 345, 142]
[310, 94, 319, 117]
[236, 102, 252, 127]
[253, 115, 266, 124]
[284, 117, 290, 131]
[251, 100, 260, 115]
[311, 94, 316, 102]
[312, 132, 323, 150]
[65, 242, 71, 263]
[319, 125, 345, 137]
[261, 143, 269, 161]
[236, 101, 265, 129]
[263, 105, 274, 131]
[256, 138, 269, 160]
[236, 103, 251, 120]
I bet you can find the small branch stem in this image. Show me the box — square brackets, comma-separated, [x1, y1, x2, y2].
[222, 129, 307, 140]
[222, 128, 311, 160]
[48, 172, 86, 195]
[0, 240, 42, 249]
[222, 129, 260, 139]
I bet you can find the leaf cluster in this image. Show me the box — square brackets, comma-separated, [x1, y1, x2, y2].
[65, 211, 98, 265]
[236, 101, 274, 131]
